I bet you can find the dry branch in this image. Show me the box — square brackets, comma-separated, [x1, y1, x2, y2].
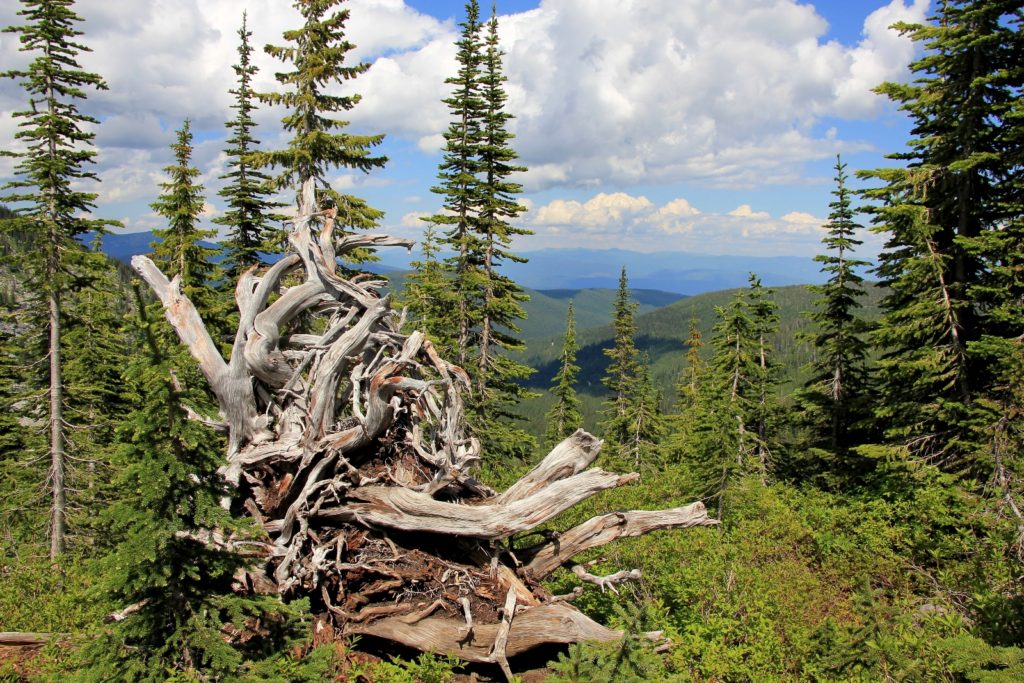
[132, 176, 717, 664]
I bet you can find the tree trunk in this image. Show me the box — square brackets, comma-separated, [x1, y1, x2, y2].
[132, 178, 717, 670]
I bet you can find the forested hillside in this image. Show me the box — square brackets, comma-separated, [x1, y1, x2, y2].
[1, 1, 1022, 682]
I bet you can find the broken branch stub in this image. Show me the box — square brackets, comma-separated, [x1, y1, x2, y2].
[132, 177, 717, 665]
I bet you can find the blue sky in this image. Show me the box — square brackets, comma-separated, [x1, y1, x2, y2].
[0, 0, 932, 257]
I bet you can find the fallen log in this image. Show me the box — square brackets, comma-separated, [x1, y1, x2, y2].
[132, 176, 718, 668]
[0, 632, 51, 646]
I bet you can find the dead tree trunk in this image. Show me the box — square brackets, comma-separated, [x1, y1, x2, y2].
[132, 178, 717, 669]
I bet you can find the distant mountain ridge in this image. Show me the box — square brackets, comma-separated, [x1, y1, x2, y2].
[94, 231, 853, 296]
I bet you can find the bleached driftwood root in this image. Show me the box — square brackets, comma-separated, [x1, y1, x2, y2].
[133, 177, 718, 674]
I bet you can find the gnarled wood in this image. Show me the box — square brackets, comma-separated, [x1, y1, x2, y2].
[133, 176, 717, 665]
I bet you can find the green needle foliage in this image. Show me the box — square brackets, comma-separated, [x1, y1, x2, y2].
[599, 267, 663, 467]
[150, 120, 224, 336]
[256, 0, 386, 258]
[2, 0, 120, 558]
[215, 13, 286, 277]
[789, 156, 874, 489]
[544, 301, 583, 446]
[421, 0, 485, 366]
[414, 1, 535, 461]
[861, 0, 1021, 476]
[76, 300, 307, 681]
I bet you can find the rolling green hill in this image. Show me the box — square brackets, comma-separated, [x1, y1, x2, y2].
[516, 282, 886, 438]
[383, 270, 685, 341]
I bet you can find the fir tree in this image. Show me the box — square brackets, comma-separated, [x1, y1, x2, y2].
[401, 224, 454, 348]
[150, 120, 222, 329]
[621, 353, 665, 469]
[791, 156, 873, 487]
[215, 13, 285, 278]
[2, 0, 118, 558]
[746, 274, 780, 479]
[545, 301, 583, 445]
[424, 0, 485, 365]
[661, 319, 705, 463]
[861, 0, 1021, 475]
[77, 301, 305, 681]
[600, 267, 641, 463]
[256, 0, 386, 259]
[466, 7, 535, 460]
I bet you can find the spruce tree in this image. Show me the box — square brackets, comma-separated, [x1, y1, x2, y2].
[861, 0, 1020, 475]
[2, 0, 118, 558]
[424, 0, 485, 365]
[150, 120, 222, 328]
[466, 7, 535, 460]
[256, 0, 386, 260]
[215, 13, 285, 278]
[791, 156, 873, 487]
[599, 267, 641, 463]
[545, 301, 583, 445]
[77, 302, 305, 681]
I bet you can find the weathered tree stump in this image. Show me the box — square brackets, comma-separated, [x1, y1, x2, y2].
[132, 178, 717, 676]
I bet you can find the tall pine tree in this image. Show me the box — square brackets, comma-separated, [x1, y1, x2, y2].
[790, 156, 873, 488]
[2, 0, 118, 558]
[256, 0, 386, 261]
[544, 301, 582, 446]
[150, 120, 222, 328]
[215, 13, 284, 278]
[862, 0, 1020, 476]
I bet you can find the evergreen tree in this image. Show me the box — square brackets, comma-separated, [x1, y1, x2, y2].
[600, 268, 641, 463]
[790, 156, 874, 488]
[401, 224, 454, 348]
[466, 7, 535, 460]
[746, 274, 780, 479]
[215, 13, 285, 278]
[150, 120, 222, 327]
[415, 1, 535, 460]
[661, 319, 705, 463]
[621, 353, 665, 469]
[2, 0, 118, 558]
[424, 0, 485, 365]
[545, 301, 583, 445]
[708, 287, 758, 479]
[77, 302, 305, 681]
[256, 0, 386, 260]
[861, 0, 1021, 475]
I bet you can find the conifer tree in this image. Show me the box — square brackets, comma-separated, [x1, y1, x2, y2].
[709, 287, 758, 478]
[861, 0, 1021, 475]
[661, 319, 705, 462]
[416, 2, 535, 460]
[78, 302, 305, 681]
[2, 0, 118, 558]
[600, 267, 642, 463]
[150, 120, 222, 327]
[424, 0, 485, 364]
[545, 301, 583, 445]
[746, 274, 780, 479]
[401, 224, 454, 348]
[621, 353, 665, 468]
[256, 0, 386, 259]
[466, 7, 535, 460]
[215, 13, 284, 278]
[791, 156, 873, 487]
